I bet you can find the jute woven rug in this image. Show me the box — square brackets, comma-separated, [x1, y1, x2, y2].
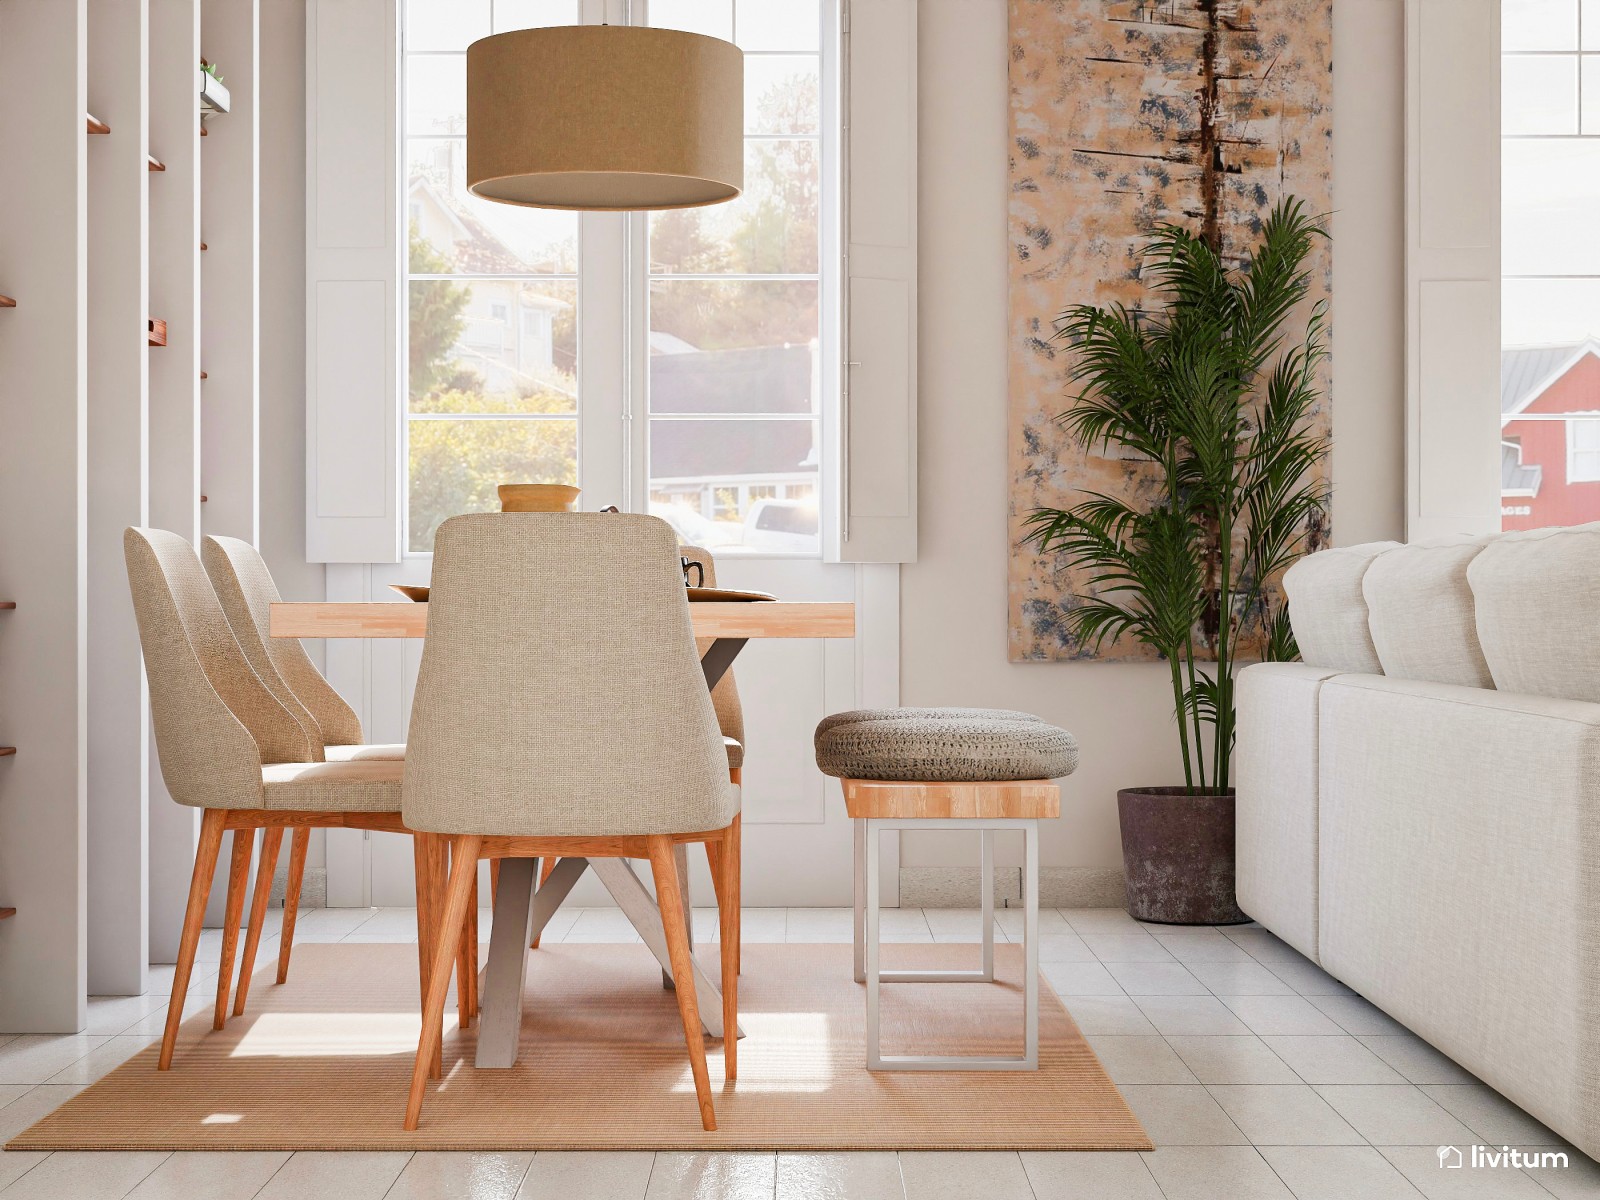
[7, 942, 1149, 1152]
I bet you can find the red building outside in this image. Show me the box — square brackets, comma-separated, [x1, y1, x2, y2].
[1501, 340, 1600, 531]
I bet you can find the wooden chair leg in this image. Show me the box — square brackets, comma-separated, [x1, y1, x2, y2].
[213, 829, 256, 1030]
[277, 826, 309, 984]
[412, 833, 446, 1080]
[728, 813, 741, 975]
[159, 809, 226, 1070]
[705, 834, 740, 975]
[232, 826, 284, 1016]
[648, 835, 716, 1132]
[720, 821, 740, 1078]
[457, 869, 479, 1029]
[405, 834, 483, 1132]
[529, 856, 558, 949]
[489, 858, 500, 909]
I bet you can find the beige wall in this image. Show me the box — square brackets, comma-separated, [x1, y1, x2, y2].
[900, 0, 1406, 873]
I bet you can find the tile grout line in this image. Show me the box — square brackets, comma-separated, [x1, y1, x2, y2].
[372, 1151, 417, 1200]
[246, 1149, 296, 1200]
[0, 1150, 53, 1198]
[121, 1150, 174, 1200]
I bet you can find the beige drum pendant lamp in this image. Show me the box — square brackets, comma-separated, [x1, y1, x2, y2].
[466, 25, 744, 211]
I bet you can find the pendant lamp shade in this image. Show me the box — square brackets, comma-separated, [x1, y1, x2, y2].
[466, 25, 744, 212]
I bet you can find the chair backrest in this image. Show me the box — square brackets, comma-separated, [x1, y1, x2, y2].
[679, 543, 744, 751]
[202, 535, 363, 750]
[402, 513, 736, 837]
[124, 528, 314, 809]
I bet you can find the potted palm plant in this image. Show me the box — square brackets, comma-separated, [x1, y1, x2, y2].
[1024, 198, 1330, 925]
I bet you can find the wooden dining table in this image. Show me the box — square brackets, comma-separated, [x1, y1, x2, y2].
[270, 597, 857, 1067]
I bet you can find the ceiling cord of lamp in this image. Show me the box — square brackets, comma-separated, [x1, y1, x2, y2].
[466, 24, 743, 212]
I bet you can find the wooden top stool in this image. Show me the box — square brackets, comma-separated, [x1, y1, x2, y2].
[816, 708, 1077, 1072]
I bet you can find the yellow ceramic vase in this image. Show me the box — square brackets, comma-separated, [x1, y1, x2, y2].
[497, 484, 581, 513]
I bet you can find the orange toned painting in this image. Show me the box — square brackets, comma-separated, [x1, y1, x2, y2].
[1007, 0, 1333, 661]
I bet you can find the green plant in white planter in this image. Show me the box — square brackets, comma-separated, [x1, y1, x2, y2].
[200, 59, 231, 115]
[1024, 197, 1331, 922]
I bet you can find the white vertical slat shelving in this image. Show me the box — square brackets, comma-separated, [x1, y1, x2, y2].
[0, 0, 91, 1032]
[86, 0, 152, 997]
[196, 0, 264, 928]
[147, 0, 205, 958]
[0, 0, 264, 1018]
[201, 0, 259, 545]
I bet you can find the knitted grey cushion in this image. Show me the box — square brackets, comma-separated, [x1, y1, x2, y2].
[815, 708, 1078, 783]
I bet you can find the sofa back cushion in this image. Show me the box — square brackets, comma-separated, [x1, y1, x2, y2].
[1468, 522, 1600, 702]
[1282, 542, 1400, 673]
[1361, 537, 1494, 688]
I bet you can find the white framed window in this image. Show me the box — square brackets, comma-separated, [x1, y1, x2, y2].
[640, 2, 824, 555]
[399, 0, 831, 556]
[308, 0, 913, 565]
[1568, 416, 1600, 479]
[1499, 0, 1600, 524]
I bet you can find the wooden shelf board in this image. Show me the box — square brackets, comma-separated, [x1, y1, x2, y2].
[200, 371, 208, 380]
[147, 317, 167, 348]
[147, 155, 165, 172]
[200, 242, 207, 251]
[0, 295, 14, 308]
[0, 602, 14, 610]
[200, 125, 208, 137]
[86, 113, 110, 135]
[0, 748, 14, 757]
[0, 909, 14, 922]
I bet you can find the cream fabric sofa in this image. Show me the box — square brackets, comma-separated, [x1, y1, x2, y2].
[1236, 522, 1600, 1158]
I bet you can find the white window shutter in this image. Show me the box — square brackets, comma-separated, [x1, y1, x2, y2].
[833, 0, 917, 563]
[305, 0, 401, 563]
[1405, 0, 1502, 540]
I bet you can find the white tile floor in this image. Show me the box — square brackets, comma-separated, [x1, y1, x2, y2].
[0, 907, 1592, 1199]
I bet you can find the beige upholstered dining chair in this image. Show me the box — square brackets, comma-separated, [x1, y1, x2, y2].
[402, 513, 740, 1132]
[527, 541, 744, 962]
[198, 536, 443, 1015]
[124, 528, 465, 1073]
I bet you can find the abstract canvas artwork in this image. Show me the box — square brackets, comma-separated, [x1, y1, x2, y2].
[1007, 0, 1334, 661]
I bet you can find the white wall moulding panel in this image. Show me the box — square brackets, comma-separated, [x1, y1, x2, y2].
[1405, 0, 1502, 539]
[86, 0, 151, 998]
[305, 0, 400, 563]
[147, 0, 203, 960]
[201, 0, 261, 545]
[835, 0, 918, 564]
[0, 0, 90, 1032]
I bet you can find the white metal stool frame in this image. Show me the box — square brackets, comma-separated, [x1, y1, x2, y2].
[855, 816, 1041, 1071]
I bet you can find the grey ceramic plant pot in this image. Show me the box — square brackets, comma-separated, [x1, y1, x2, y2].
[1117, 786, 1250, 925]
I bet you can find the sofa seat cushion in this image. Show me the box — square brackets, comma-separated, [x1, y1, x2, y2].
[1468, 521, 1600, 703]
[262, 759, 403, 812]
[1362, 536, 1494, 688]
[815, 709, 1077, 782]
[1283, 542, 1400, 673]
[323, 742, 406, 762]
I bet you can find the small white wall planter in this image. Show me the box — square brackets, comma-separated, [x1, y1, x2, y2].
[199, 64, 229, 113]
